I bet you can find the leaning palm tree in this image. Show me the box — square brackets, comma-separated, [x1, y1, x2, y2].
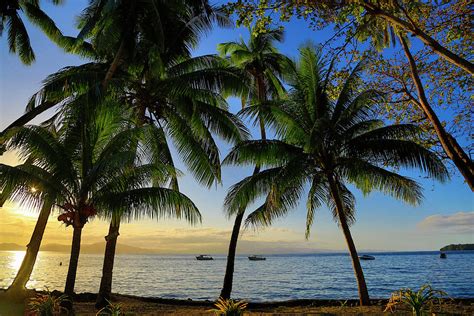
[0, 127, 63, 299]
[0, 0, 66, 64]
[217, 28, 290, 299]
[223, 45, 449, 306]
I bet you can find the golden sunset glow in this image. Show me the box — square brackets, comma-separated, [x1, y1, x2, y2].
[0, 1, 473, 314]
[9, 251, 25, 272]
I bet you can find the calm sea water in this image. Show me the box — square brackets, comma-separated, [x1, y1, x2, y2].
[0, 251, 473, 301]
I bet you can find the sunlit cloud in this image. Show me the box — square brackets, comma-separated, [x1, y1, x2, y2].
[417, 212, 474, 234]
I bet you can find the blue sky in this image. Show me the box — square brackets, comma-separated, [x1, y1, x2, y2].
[0, 1, 472, 253]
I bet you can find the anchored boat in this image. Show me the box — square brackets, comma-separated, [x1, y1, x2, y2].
[196, 255, 213, 260]
[359, 255, 375, 260]
[248, 255, 266, 261]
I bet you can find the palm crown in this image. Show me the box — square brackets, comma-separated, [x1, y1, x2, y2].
[218, 28, 290, 107]
[225, 45, 448, 231]
[0, 102, 201, 227]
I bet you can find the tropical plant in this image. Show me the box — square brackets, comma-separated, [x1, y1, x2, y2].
[223, 0, 474, 191]
[0, 0, 249, 309]
[384, 284, 448, 315]
[27, 289, 68, 316]
[224, 0, 474, 75]
[70, 2, 249, 309]
[217, 27, 290, 300]
[210, 297, 248, 316]
[96, 299, 129, 316]
[223, 45, 449, 306]
[0, 0, 65, 64]
[1, 101, 201, 311]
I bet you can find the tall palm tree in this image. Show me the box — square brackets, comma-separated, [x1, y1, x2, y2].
[222, 45, 449, 306]
[216, 28, 290, 299]
[64, 2, 248, 308]
[0, 0, 66, 64]
[1, 0, 249, 307]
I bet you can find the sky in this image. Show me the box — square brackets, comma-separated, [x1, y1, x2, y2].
[0, 1, 472, 254]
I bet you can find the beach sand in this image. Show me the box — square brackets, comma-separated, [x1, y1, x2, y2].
[2, 291, 474, 315]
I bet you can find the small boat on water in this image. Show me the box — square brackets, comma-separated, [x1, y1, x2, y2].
[196, 255, 213, 260]
[248, 255, 266, 261]
[440, 252, 447, 259]
[359, 255, 375, 260]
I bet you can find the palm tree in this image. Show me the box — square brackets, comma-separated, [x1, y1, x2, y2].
[0, 0, 66, 64]
[65, 2, 249, 308]
[222, 45, 449, 306]
[1, 0, 249, 307]
[216, 28, 290, 299]
[1, 102, 201, 310]
[0, 127, 62, 299]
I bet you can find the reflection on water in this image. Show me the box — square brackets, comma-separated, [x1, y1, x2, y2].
[9, 251, 25, 271]
[0, 251, 473, 301]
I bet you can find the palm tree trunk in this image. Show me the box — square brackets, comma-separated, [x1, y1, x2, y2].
[220, 75, 267, 299]
[327, 174, 370, 306]
[1, 101, 55, 135]
[399, 35, 474, 191]
[95, 221, 121, 309]
[64, 225, 83, 304]
[220, 209, 245, 299]
[101, 0, 137, 91]
[221, 163, 261, 299]
[6, 199, 53, 297]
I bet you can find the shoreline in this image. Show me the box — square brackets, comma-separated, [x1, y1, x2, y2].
[2, 290, 474, 315]
[5, 288, 474, 304]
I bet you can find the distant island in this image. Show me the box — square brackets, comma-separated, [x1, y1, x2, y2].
[0, 242, 160, 254]
[440, 244, 474, 251]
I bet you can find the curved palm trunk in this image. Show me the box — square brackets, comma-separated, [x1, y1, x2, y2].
[6, 199, 53, 297]
[62, 225, 83, 310]
[101, 1, 137, 91]
[220, 209, 245, 299]
[95, 220, 121, 309]
[399, 35, 474, 191]
[220, 165, 261, 299]
[327, 174, 370, 306]
[220, 75, 268, 299]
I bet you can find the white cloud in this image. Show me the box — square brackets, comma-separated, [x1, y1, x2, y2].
[417, 212, 474, 234]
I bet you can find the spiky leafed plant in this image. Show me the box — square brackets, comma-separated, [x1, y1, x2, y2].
[223, 45, 449, 306]
[216, 28, 290, 300]
[0, 101, 201, 309]
[0, 0, 66, 64]
[210, 297, 248, 316]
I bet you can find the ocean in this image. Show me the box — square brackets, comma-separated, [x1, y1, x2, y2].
[1, 251, 473, 301]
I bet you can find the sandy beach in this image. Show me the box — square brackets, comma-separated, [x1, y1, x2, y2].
[2, 290, 474, 315]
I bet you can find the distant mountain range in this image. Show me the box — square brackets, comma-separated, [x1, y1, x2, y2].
[0, 242, 159, 254]
[440, 244, 474, 251]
